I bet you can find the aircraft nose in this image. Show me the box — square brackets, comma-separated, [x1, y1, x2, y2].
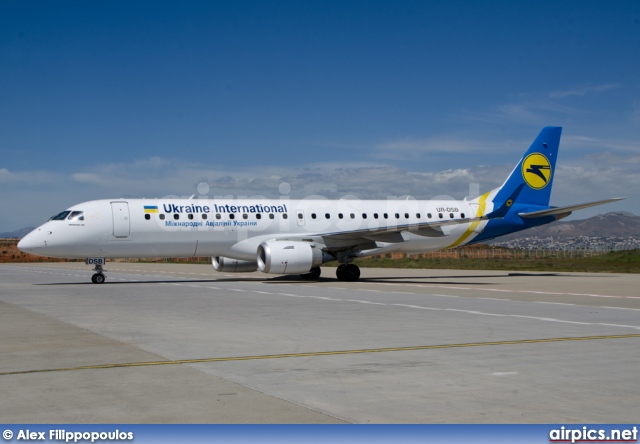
[17, 234, 33, 252]
[17, 229, 46, 253]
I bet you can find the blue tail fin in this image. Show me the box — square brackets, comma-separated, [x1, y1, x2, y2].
[493, 126, 562, 207]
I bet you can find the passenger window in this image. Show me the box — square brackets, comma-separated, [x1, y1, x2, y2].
[159, 214, 165, 220]
[362, 213, 367, 219]
[269, 214, 274, 219]
[256, 214, 261, 219]
[243, 214, 248, 219]
[174, 214, 179, 220]
[373, 213, 379, 219]
[216, 213, 221, 219]
[339, 213, 344, 219]
[188, 214, 194, 220]
[384, 213, 388, 219]
[311, 213, 317, 219]
[416, 213, 421, 218]
[405, 213, 409, 219]
[325, 213, 330, 219]
[427, 213, 432, 218]
[461, 213, 465, 218]
[439, 213, 443, 219]
[450, 213, 454, 218]
[298, 213, 303, 219]
[283, 214, 288, 219]
[350, 213, 355, 219]
[202, 214, 207, 220]
[229, 214, 235, 220]
[144, 214, 150, 220]
[395, 213, 400, 219]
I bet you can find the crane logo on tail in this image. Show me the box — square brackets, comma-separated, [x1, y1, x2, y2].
[522, 153, 551, 190]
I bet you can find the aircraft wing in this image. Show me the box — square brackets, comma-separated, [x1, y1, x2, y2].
[317, 183, 523, 242]
[518, 198, 624, 219]
[264, 216, 491, 252]
[271, 186, 523, 249]
[318, 215, 484, 241]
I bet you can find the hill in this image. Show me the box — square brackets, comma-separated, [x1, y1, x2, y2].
[494, 212, 640, 239]
[0, 227, 35, 239]
[487, 212, 640, 250]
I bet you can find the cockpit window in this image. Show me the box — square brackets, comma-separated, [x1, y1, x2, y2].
[50, 211, 71, 221]
[68, 211, 84, 221]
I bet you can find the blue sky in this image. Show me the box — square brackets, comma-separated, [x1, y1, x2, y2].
[1, 1, 639, 231]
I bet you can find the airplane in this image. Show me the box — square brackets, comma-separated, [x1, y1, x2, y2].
[18, 126, 623, 284]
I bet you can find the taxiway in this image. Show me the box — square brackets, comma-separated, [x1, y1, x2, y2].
[1, 263, 638, 423]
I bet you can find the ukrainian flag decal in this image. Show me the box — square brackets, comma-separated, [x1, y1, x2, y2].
[144, 206, 159, 213]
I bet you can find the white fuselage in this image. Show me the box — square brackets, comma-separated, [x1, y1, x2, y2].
[18, 198, 488, 260]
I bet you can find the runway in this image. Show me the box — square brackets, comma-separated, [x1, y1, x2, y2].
[1, 262, 639, 423]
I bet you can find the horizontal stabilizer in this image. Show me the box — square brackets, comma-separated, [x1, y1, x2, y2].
[518, 198, 625, 219]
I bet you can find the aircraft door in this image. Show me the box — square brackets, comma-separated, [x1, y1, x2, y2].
[296, 210, 305, 226]
[111, 202, 131, 238]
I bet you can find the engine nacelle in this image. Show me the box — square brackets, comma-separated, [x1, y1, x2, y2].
[212, 256, 258, 272]
[257, 241, 324, 274]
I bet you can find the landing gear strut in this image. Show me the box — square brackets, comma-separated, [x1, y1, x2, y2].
[336, 263, 360, 282]
[300, 267, 321, 280]
[90, 263, 106, 284]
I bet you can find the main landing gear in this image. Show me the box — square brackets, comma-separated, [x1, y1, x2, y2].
[336, 263, 360, 282]
[299, 264, 361, 281]
[300, 267, 322, 280]
[91, 263, 106, 284]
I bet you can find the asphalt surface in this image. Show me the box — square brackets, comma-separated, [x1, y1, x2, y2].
[1, 262, 638, 423]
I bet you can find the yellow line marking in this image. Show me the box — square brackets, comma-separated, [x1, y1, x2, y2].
[2, 333, 639, 376]
[447, 191, 490, 249]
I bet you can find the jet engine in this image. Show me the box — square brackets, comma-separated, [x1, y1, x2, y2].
[212, 256, 258, 272]
[257, 241, 326, 274]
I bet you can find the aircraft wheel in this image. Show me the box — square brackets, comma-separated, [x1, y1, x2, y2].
[301, 267, 321, 280]
[92, 273, 106, 284]
[336, 264, 360, 281]
[343, 264, 360, 282]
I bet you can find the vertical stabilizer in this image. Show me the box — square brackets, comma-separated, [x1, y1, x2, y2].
[492, 126, 562, 207]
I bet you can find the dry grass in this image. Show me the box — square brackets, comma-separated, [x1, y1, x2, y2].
[0, 239, 77, 263]
[3, 238, 638, 273]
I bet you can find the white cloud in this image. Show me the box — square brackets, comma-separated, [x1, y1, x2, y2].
[562, 135, 640, 154]
[3, 136, 639, 232]
[549, 83, 620, 99]
[63, 153, 640, 215]
[464, 83, 620, 126]
[372, 134, 520, 161]
[631, 101, 640, 124]
[466, 99, 584, 126]
[0, 167, 60, 185]
[72, 173, 104, 185]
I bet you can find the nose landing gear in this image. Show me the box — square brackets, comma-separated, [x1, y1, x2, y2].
[91, 272, 106, 284]
[86, 259, 107, 284]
